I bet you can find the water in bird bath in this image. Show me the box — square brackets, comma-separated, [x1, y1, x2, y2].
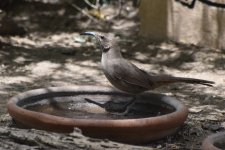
[22, 95, 175, 120]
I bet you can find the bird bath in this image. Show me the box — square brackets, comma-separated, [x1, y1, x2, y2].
[7, 86, 188, 144]
[202, 132, 225, 150]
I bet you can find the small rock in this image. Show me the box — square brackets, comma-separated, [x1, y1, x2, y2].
[202, 123, 221, 131]
[156, 145, 162, 149]
[221, 122, 225, 129]
[189, 106, 205, 113]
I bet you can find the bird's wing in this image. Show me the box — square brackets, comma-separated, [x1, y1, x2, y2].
[111, 60, 153, 89]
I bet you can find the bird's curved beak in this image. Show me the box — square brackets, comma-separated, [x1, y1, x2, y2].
[80, 31, 102, 45]
[80, 32, 109, 51]
[80, 32, 97, 37]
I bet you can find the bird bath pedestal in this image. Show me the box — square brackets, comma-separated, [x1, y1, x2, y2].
[7, 86, 188, 144]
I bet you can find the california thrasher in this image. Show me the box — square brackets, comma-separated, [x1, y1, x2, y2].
[81, 32, 214, 113]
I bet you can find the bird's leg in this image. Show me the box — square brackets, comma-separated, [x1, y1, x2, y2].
[117, 96, 136, 115]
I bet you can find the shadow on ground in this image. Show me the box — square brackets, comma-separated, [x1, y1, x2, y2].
[0, 0, 224, 149]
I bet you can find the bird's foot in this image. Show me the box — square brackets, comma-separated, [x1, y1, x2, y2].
[109, 98, 136, 116]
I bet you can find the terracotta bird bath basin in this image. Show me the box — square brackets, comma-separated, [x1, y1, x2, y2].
[202, 132, 225, 150]
[7, 86, 188, 144]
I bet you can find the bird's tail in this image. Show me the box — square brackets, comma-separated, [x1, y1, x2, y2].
[153, 76, 215, 87]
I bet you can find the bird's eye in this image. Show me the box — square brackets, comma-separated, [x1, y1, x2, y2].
[99, 35, 105, 39]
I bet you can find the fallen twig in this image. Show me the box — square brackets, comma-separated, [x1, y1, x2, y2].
[65, 0, 99, 23]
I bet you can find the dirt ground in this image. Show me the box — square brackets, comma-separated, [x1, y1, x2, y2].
[0, 1, 224, 149]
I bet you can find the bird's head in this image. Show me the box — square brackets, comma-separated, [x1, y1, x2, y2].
[80, 32, 111, 52]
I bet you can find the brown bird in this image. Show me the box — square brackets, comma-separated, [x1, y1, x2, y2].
[81, 32, 214, 113]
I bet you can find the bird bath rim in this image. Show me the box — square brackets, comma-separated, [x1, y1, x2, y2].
[7, 85, 188, 144]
